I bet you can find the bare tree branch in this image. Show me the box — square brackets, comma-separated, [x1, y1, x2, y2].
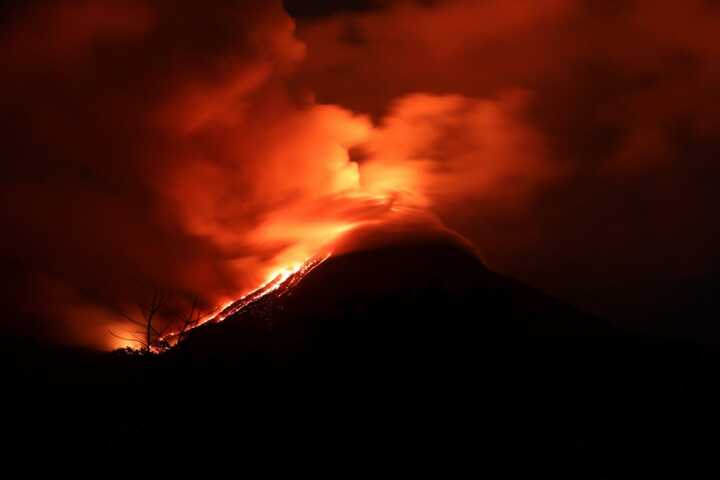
[109, 329, 149, 349]
[110, 287, 173, 352]
[177, 295, 201, 343]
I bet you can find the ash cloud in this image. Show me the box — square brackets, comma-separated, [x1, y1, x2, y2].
[2, 0, 720, 346]
[0, 0, 385, 347]
[293, 0, 720, 328]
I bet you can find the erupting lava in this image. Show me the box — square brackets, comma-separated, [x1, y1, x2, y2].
[156, 252, 332, 349]
[209, 251, 331, 324]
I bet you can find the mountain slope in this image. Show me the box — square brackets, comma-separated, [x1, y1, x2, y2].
[177, 239, 604, 360]
[5, 237, 719, 472]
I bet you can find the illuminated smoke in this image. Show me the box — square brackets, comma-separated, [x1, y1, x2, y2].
[2, 0, 720, 347]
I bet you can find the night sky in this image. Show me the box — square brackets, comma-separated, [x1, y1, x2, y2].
[1, 0, 719, 348]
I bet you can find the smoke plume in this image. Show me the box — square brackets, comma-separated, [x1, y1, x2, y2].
[2, 0, 720, 346]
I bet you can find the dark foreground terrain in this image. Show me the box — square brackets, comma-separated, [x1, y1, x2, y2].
[3, 240, 720, 474]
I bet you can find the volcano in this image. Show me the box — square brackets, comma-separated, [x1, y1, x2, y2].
[6, 230, 717, 470]
[176, 231, 603, 363]
[150, 233, 709, 470]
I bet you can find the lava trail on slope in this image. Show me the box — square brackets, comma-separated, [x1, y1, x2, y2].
[210, 252, 332, 324]
[160, 252, 332, 348]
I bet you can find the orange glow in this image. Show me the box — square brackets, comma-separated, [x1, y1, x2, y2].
[94, 83, 552, 352]
[5, 0, 717, 350]
[110, 336, 145, 351]
[155, 252, 332, 348]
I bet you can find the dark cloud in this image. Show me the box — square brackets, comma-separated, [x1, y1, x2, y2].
[2, 0, 720, 346]
[283, 0, 384, 19]
[292, 0, 720, 337]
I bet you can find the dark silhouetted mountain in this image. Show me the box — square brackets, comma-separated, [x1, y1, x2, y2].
[177, 240, 604, 362]
[4, 238, 720, 474]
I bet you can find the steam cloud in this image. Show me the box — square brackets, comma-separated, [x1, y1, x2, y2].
[1, 0, 719, 347]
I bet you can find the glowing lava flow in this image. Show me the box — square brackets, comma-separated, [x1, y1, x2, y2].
[210, 252, 331, 324]
[157, 252, 332, 349]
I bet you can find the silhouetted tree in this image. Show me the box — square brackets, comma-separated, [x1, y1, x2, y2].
[110, 290, 172, 353]
[176, 295, 201, 344]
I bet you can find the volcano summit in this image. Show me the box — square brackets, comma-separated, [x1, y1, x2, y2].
[4, 224, 716, 472]
[176, 230, 602, 360]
